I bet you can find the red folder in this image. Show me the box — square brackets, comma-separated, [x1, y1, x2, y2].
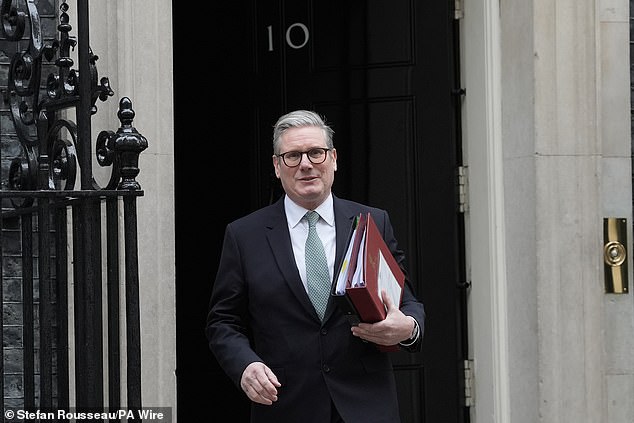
[331, 212, 406, 352]
[346, 213, 405, 322]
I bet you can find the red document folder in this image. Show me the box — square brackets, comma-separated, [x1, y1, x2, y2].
[346, 213, 405, 322]
[331, 212, 406, 352]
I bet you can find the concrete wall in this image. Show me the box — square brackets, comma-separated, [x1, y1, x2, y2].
[598, 1, 634, 421]
[87, 0, 177, 414]
[463, 0, 633, 421]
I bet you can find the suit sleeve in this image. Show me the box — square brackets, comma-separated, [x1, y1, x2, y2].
[205, 223, 262, 387]
[378, 209, 426, 353]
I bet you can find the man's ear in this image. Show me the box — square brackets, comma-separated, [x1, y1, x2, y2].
[331, 148, 337, 171]
[272, 155, 281, 178]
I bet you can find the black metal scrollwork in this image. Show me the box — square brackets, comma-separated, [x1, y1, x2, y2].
[46, 118, 78, 191]
[1, 0, 147, 207]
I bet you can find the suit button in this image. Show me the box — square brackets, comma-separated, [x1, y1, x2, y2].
[321, 329, 327, 335]
[322, 365, 330, 372]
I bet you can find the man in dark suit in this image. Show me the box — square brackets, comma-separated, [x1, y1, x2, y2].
[206, 110, 425, 423]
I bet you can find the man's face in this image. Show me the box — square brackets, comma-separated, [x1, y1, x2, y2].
[272, 126, 337, 210]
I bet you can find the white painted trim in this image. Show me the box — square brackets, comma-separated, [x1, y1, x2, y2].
[483, 0, 511, 420]
[461, 0, 510, 421]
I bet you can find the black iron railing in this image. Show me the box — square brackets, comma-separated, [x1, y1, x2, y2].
[0, 0, 146, 418]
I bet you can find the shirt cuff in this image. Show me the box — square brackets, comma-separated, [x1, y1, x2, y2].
[399, 316, 420, 347]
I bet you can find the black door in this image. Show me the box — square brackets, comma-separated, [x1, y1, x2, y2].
[174, 1, 467, 421]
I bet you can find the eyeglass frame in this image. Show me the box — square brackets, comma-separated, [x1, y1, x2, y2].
[275, 147, 332, 167]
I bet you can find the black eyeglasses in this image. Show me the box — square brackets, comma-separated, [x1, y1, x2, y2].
[277, 147, 331, 167]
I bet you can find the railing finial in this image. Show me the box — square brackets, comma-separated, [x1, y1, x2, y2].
[113, 97, 148, 191]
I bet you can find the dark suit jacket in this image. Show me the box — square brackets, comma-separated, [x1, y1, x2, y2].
[206, 195, 425, 423]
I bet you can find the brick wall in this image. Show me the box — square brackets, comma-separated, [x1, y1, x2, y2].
[2, 0, 58, 416]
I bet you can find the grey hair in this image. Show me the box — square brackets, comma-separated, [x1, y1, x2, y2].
[272, 110, 335, 155]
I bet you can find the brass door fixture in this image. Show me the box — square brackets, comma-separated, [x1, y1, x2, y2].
[603, 218, 628, 294]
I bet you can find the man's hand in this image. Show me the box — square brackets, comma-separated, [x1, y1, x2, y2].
[350, 289, 416, 346]
[240, 362, 282, 405]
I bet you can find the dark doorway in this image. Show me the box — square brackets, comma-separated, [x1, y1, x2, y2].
[174, 1, 467, 421]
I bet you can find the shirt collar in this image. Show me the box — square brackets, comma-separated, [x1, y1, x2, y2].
[284, 194, 335, 228]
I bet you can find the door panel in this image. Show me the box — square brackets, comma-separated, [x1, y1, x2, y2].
[174, 1, 466, 421]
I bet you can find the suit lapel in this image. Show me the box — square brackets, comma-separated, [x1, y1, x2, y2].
[264, 198, 318, 318]
[265, 195, 360, 324]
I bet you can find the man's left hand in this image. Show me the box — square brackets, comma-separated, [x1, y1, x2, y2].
[350, 289, 415, 346]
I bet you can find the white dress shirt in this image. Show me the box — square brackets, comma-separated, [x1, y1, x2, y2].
[284, 194, 336, 290]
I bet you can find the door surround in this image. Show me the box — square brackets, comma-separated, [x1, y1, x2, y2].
[460, 0, 511, 421]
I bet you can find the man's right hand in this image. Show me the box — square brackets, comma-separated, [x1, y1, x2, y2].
[240, 362, 282, 405]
